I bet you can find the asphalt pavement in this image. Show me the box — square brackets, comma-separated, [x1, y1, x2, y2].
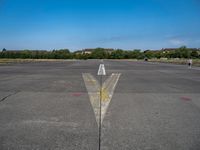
[0, 60, 200, 150]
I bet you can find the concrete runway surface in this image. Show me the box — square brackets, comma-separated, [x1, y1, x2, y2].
[0, 60, 200, 150]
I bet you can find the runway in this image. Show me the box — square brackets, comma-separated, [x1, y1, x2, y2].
[0, 60, 200, 150]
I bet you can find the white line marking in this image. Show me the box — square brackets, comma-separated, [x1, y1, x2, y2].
[101, 73, 121, 123]
[191, 67, 200, 71]
[98, 64, 106, 75]
[82, 73, 121, 125]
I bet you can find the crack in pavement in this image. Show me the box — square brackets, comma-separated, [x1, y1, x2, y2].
[0, 92, 19, 102]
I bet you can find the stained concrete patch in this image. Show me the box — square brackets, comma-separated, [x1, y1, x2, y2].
[101, 93, 200, 150]
[0, 61, 99, 150]
[0, 91, 99, 150]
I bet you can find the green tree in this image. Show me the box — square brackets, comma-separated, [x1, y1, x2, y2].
[191, 50, 199, 58]
[144, 50, 155, 59]
[110, 49, 125, 59]
[91, 48, 107, 59]
[174, 46, 191, 58]
[130, 49, 142, 59]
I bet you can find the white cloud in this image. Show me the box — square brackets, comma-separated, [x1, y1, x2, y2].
[169, 39, 185, 46]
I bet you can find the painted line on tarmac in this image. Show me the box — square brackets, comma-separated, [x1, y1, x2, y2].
[101, 73, 121, 123]
[190, 67, 200, 71]
[82, 73, 100, 124]
[149, 61, 200, 70]
[98, 64, 106, 75]
[82, 73, 120, 125]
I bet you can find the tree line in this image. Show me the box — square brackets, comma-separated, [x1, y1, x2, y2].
[1, 46, 200, 59]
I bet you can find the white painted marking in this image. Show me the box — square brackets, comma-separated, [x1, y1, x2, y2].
[101, 73, 121, 123]
[98, 64, 106, 75]
[82, 73, 100, 124]
[82, 73, 121, 125]
[191, 67, 200, 71]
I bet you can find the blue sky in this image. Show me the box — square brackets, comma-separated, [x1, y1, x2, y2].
[0, 0, 200, 51]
